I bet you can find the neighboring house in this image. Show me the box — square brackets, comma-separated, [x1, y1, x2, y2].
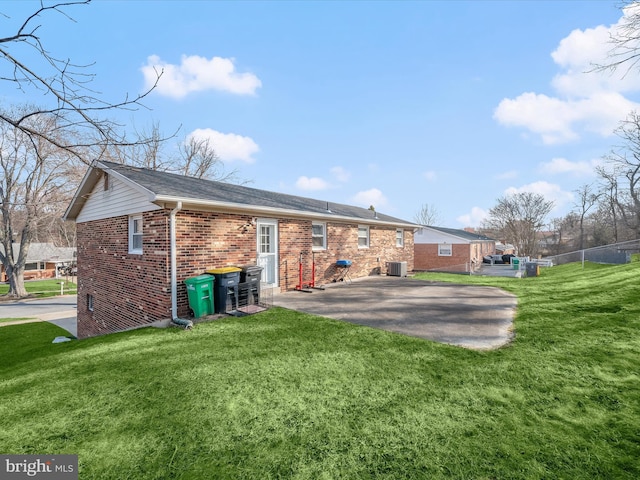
[495, 242, 516, 255]
[414, 226, 495, 272]
[64, 161, 418, 338]
[0, 243, 76, 281]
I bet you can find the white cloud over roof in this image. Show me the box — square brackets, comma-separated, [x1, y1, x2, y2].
[352, 188, 388, 209]
[494, 9, 640, 144]
[538, 157, 602, 176]
[296, 176, 330, 191]
[188, 128, 259, 163]
[330, 166, 350, 182]
[504, 181, 574, 212]
[142, 54, 262, 98]
[456, 206, 489, 228]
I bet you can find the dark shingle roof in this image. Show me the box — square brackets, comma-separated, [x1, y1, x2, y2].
[101, 161, 416, 226]
[426, 225, 495, 242]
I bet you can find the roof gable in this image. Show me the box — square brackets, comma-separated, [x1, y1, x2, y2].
[415, 226, 495, 244]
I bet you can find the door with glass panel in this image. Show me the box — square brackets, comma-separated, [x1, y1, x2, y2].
[256, 219, 278, 286]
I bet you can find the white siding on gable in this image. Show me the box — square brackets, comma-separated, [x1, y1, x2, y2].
[414, 227, 470, 245]
[76, 174, 160, 223]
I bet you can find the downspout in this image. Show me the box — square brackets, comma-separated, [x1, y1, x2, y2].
[170, 202, 193, 329]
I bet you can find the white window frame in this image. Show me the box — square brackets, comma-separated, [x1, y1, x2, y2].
[438, 243, 452, 256]
[129, 215, 143, 254]
[396, 229, 404, 247]
[358, 225, 370, 248]
[312, 222, 327, 250]
[87, 294, 94, 312]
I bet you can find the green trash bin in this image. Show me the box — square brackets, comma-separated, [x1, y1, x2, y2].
[512, 258, 520, 270]
[184, 274, 215, 318]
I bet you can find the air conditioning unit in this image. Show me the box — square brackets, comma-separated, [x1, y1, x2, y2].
[387, 261, 407, 277]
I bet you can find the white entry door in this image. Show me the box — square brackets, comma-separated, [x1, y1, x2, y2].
[257, 218, 278, 286]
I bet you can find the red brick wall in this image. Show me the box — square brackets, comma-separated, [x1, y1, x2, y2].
[414, 243, 471, 271]
[278, 220, 414, 288]
[76, 210, 172, 338]
[414, 241, 494, 272]
[76, 208, 415, 337]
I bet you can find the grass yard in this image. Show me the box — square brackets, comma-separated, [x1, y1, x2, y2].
[0, 261, 638, 479]
[0, 278, 77, 298]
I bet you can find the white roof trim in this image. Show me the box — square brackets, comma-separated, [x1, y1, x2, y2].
[154, 195, 416, 228]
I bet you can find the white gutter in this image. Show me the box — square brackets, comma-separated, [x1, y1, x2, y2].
[170, 201, 193, 328]
[154, 195, 419, 229]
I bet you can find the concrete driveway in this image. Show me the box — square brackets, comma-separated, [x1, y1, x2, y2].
[0, 296, 77, 337]
[273, 276, 517, 350]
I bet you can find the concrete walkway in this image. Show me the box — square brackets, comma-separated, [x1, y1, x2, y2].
[0, 296, 77, 337]
[273, 276, 517, 350]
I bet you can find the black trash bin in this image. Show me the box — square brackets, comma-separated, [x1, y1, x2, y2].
[525, 262, 540, 277]
[238, 265, 263, 307]
[206, 267, 241, 313]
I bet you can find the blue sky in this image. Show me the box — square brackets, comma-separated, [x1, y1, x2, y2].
[2, 1, 638, 227]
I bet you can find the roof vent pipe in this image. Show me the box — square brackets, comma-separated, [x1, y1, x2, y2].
[170, 201, 193, 329]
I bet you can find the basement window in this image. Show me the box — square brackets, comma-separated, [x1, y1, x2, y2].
[129, 214, 143, 254]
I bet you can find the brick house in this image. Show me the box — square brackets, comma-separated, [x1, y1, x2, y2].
[414, 226, 495, 273]
[1, 243, 76, 281]
[64, 161, 418, 338]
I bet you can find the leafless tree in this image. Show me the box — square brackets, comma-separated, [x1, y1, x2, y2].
[0, 108, 79, 296]
[178, 135, 237, 180]
[597, 111, 640, 238]
[594, 1, 640, 76]
[572, 184, 601, 249]
[0, 1, 160, 163]
[413, 203, 443, 226]
[482, 192, 554, 256]
[0, 1, 161, 297]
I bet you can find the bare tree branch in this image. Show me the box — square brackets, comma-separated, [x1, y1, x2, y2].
[0, 0, 162, 164]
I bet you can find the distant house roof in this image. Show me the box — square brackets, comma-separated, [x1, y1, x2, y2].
[425, 226, 495, 242]
[415, 225, 495, 244]
[0, 243, 76, 263]
[65, 161, 419, 228]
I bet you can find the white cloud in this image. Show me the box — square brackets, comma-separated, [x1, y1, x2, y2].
[352, 188, 388, 209]
[188, 128, 259, 163]
[495, 170, 518, 180]
[142, 54, 262, 99]
[295, 176, 330, 191]
[330, 166, 350, 182]
[494, 10, 640, 144]
[423, 170, 437, 181]
[505, 181, 574, 211]
[539, 157, 601, 176]
[456, 207, 488, 227]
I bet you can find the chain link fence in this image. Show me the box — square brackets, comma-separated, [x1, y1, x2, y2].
[546, 239, 640, 266]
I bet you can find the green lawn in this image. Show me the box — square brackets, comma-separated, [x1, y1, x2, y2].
[0, 317, 36, 323]
[0, 261, 638, 479]
[0, 278, 77, 298]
